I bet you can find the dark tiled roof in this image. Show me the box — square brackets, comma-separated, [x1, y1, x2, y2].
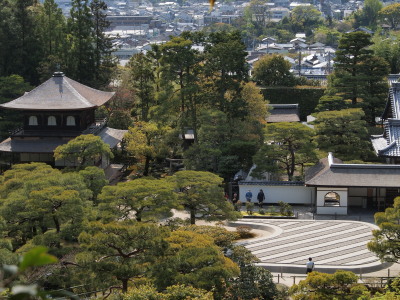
[305, 153, 400, 187]
[97, 127, 127, 148]
[0, 74, 115, 111]
[239, 181, 304, 186]
[0, 127, 127, 153]
[374, 83, 400, 157]
[266, 104, 300, 123]
[0, 138, 66, 153]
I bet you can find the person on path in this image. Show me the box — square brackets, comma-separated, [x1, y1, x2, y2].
[245, 190, 253, 202]
[257, 189, 265, 208]
[306, 257, 314, 274]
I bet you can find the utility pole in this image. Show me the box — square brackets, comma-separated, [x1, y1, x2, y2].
[298, 46, 301, 76]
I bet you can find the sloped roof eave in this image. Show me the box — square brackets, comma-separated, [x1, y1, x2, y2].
[0, 75, 115, 110]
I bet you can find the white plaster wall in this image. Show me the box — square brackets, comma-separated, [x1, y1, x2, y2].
[316, 187, 348, 215]
[239, 184, 314, 204]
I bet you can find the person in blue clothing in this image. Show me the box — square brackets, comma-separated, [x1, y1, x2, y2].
[245, 190, 253, 202]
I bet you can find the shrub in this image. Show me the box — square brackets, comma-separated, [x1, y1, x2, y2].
[236, 225, 255, 239]
[278, 201, 293, 216]
[259, 209, 265, 215]
[246, 202, 255, 215]
[234, 200, 242, 211]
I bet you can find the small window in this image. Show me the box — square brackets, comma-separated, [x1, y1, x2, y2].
[66, 116, 76, 126]
[48, 116, 57, 126]
[324, 192, 340, 207]
[29, 116, 38, 126]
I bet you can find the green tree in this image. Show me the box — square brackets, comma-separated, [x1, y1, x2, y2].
[77, 221, 168, 294]
[378, 3, 400, 30]
[359, 55, 389, 125]
[313, 26, 340, 47]
[107, 110, 134, 129]
[289, 270, 366, 300]
[252, 54, 295, 86]
[246, 0, 270, 29]
[123, 284, 213, 300]
[290, 5, 322, 35]
[125, 122, 171, 176]
[53, 134, 112, 168]
[90, 0, 116, 88]
[78, 166, 108, 204]
[9, 0, 43, 84]
[98, 177, 178, 222]
[354, 0, 383, 29]
[171, 170, 238, 224]
[314, 109, 372, 161]
[371, 33, 400, 74]
[0, 75, 31, 139]
[225, 245, 278, 300]
[203, 31, 249, 119]
[34, 0, 68, 81]
[66, 0, 95, 85]
[330, 31, 373, 105]
[253, 122, 318, 181]
[127, 52, 156, 122]
[160, 36, 201, 133]
[368, 197, 400, 263]
[152, 230, 239, 297]
[315, 95, 348, 113]
[0, 0, 16, 77]
[0, 163, 93, 251]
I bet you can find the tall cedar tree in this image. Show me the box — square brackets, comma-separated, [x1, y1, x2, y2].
[330, 31, 373, 106]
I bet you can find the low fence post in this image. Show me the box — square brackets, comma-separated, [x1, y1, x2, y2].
[277, 274, 280, 283]
[293, 276, 296, 285]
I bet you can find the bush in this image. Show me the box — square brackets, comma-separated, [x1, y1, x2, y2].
[278, 201, 293, 216]
[246, 202, 254, 215]
[259, 209, 265, 215]
[234, 200, 242, 211]
[236, 225, 255, 239]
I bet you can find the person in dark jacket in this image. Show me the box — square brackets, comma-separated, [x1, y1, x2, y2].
[257, 189, 265, 208]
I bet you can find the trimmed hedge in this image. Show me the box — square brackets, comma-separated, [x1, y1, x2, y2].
[261, 86, 326, 121]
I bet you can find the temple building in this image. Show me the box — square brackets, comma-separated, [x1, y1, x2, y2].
[0, 72, 126, 170]
[371, 82, 400, 163]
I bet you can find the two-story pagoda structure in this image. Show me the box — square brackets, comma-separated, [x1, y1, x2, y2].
[0, 72, 126, 169]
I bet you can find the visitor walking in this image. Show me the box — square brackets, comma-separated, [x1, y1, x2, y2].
[245, 190, 253, 202]
[257, 189, 265, 208]
[306, 257, 314, 274]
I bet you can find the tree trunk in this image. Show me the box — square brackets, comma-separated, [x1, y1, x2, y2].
[53, 215, 61, 233]
[143, 155, 150, 176]
[190, 209, 196, 225]
[122, 279, 128, 293]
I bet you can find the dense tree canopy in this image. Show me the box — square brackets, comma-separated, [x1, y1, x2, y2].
[289, 270, 367, 299]
[98, 177, 178, 222]
[314, 109, 373, 161]
[54, 134, 112, 167]
[252, 54, 295, 87]
[378, 3, 400, 30]
[171, 170, 238, 224]
[368, 197, 400, 263]
[253, 122, 318, 181]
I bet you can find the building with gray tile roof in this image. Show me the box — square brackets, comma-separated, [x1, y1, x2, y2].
[0, 72, 115, 111]
[305, 153, 400, 214]
[266, 104, 300, 123]
[371, 82, 400, 163]
[0, 72, 126, 170]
